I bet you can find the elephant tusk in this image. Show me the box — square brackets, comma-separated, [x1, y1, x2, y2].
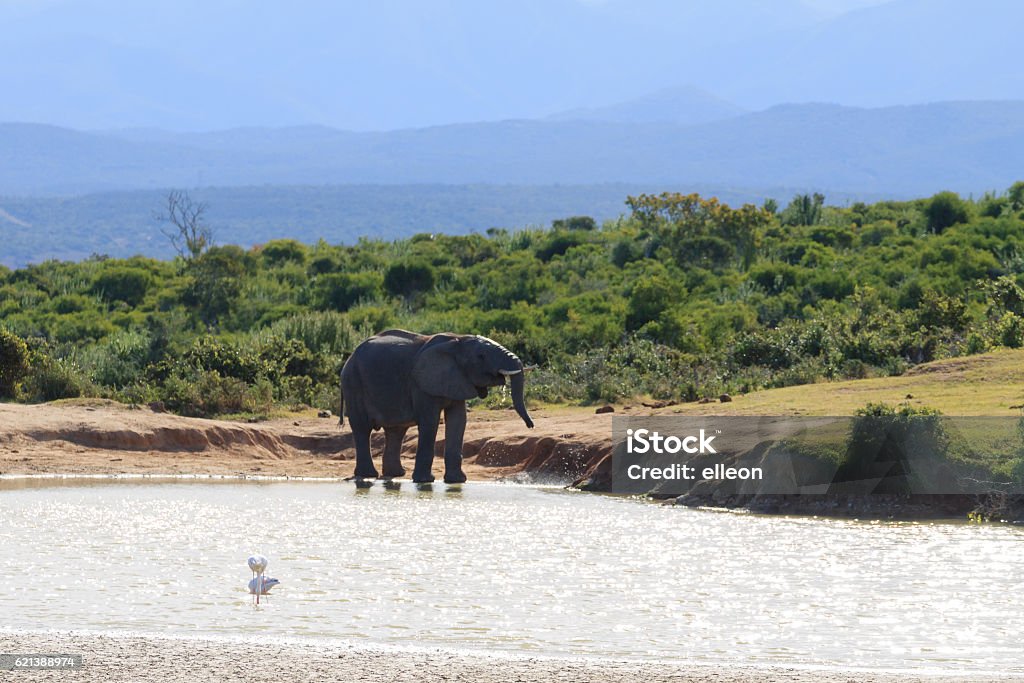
[498, 369, 521, 376]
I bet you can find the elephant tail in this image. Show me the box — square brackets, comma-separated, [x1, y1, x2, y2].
[338, 386, 345, 427]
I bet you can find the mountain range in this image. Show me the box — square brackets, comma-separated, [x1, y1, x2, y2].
[2, 100, 1021, 197]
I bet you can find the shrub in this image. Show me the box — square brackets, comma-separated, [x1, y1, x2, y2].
[22, 355, 91, 402]
[835, 403, 947, 494]
[183, 336, 264, 382]
[924, 191, 970, 233]
[626, 273, 681, 331]
[260, 239, 309, 267]
[93, 267, 153, 306]
[313, 271, 383, 311]
[265, 311, 359, 356]
[383, 259, 436, 297]
[81, 329, 152, 388]
[0, 328, 30, 398]
[535, 232, 588, 262]
[551, 216, 597, 231]
[996, 312, 1024, 348]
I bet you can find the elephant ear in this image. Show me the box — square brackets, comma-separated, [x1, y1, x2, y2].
[412, 335, 478, 401]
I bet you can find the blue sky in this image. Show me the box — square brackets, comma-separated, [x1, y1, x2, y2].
[0, 0, 1018, 131]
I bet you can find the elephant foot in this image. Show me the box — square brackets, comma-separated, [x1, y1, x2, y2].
[381, 467, 406, 479]
[353, 468, 380, 480]
[443, 471, 467, 484]
[412, 471, 436, 483]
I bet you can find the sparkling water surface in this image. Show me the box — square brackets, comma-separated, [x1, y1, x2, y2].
[1, 477, 1022, 672]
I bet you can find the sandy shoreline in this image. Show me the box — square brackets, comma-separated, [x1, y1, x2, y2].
[0, 400, 612, 483]
[1, 631, 1015, 683]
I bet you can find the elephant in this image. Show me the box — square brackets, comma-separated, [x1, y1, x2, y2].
[339, 329, 534, 483]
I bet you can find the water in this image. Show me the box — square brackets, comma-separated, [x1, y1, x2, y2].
[1, 477, 1022, 673]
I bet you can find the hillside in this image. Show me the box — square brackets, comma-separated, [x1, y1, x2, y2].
[669, 349, 1024, 417]
[2, 101, 1023, 198]
[3, 189, 1023, 421]
[546, 85, 747, 125]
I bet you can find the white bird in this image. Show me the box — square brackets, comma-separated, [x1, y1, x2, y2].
[248, 576, 281, 595]
[247, 555, 268, 574]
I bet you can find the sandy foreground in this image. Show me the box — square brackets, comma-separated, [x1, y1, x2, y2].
[1, 631, 1014, 683]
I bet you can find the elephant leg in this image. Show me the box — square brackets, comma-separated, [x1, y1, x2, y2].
[351, 422, 379, 480]
[443, 401, 467, 484]
[411, 410, 440, 483]
[381, 426, 408, 478]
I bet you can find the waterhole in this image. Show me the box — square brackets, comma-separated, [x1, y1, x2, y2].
[1, 477, 1021, 673]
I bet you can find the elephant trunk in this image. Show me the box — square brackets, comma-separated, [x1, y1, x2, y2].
[508, 367, 534, 429]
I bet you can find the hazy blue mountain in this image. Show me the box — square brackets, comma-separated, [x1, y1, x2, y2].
[3, 101, 1022, 197]
[0, 0, 941, 131]
[547, 86, 747, 125]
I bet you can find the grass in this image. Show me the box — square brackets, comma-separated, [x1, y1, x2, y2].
[664, 348, 1024, 417]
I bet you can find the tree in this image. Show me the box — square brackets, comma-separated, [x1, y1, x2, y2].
[384, 260, 436, 298]
[551, 215, 597, 231]
[1007, 181, 1024, 212]
[781, 193, 825, 226]
[157, 190, 213, 259]
[260, 239, 309, 267]
[313, 272, 384, 311]
[92, 266, 154, 306]
[625, 192, 769, 269]
[182, 246, 251, 327]
[924, 191, 970, 233]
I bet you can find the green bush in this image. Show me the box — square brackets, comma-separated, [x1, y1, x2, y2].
[996, 312, 1024, 348]
[81, 329, 151, 388]
[22, 354, 91, 402]
[0, 328, 30, 398]
[835, 403, 947, 493]
[924, 191, 971, 233]
[383, 259, 436, 297]
[93, 267, 153, 306]
[313, 271, 384, 311]
[260, 239, 309, 267]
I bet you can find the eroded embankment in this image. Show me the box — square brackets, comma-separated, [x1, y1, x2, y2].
[0, 401, 613, 481]
[567, 420, 1023, 521]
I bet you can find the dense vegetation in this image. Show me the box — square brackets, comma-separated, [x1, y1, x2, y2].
[1, 186, 1023, 418]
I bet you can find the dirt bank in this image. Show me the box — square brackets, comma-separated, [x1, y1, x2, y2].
[1, 398, 1014, 521]
[0, 400, 613, 482]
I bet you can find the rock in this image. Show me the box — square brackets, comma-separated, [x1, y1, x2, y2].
[595, 405, 614, 414]
[698, 397, 715, 404]
[719, 393, 732, 403]
[318, 409, 333, 418]
[148, 401, 166, 413]
[641, 400, 679, 409]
